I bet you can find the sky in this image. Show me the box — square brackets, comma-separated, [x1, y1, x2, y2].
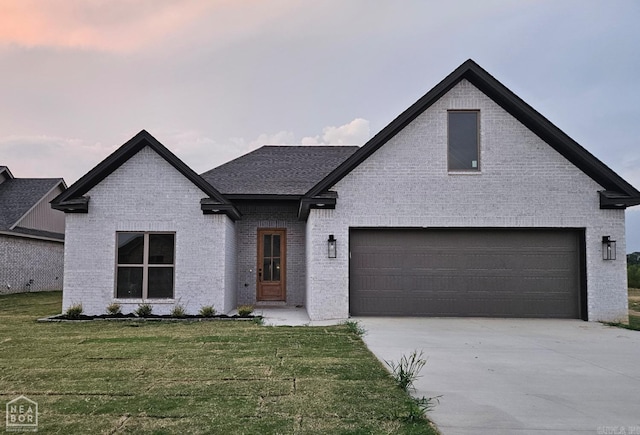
[1, 0, 639, 251]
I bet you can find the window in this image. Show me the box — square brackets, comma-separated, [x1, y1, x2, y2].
[116, 232, 175, 299]
[448, 111, 479, 171]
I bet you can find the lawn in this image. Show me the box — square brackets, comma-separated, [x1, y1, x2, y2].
[0, 292, 437, 434]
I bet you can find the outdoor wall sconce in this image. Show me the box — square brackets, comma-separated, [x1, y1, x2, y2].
[328, 235, 337, 258]
[602, 236, 616, 260]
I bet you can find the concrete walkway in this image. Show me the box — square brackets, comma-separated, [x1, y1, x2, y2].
[356, 318, 640, 435]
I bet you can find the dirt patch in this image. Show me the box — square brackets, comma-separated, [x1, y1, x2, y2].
[628, 288, 640, 317]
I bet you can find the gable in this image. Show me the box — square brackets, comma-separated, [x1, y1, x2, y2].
[331, 79, 606, 220]
[303, 59, 640, 210]
[51, 130, 240, 220]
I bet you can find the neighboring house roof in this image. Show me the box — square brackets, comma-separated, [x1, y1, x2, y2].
[0, 178, 64, 230]
[0, 165, 14, 182]
[201, 146, 359, 198]
[0, 177, 66, 240]
[304, 59, 640, 209]
[51, 130, 241, 220]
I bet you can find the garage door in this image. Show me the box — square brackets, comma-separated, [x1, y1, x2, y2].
[349, 229, 583, 318]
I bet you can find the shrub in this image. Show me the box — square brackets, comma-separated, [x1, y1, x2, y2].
[135, 303, 152, 317]
[65, 303, 83, 319]
[402, 395, 441, 422]
[171, 304, 186, 318]
[342, 320, 366, 336]
[106, 302, 122, 315]
[385, 350, 427, 392]
[199, 305, 216, 317]
[252, 316, 264, 326]
[237, 305, 254, 317]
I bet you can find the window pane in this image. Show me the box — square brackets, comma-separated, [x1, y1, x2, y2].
[118, 233, 144, 264]
[149, 234, 175, 264]
[449, 112, 479, 170]
[272, 235, 280, 257]
[148, 267, 174, 298]
[116, 267, 143, 298]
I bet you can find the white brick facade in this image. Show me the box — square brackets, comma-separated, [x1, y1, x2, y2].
[0, 234, 64, 294]
[62, 147, 234, 315]
[306, 80, 627, 322]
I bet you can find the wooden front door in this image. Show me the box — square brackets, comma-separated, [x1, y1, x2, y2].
[257, 229, 286, 301]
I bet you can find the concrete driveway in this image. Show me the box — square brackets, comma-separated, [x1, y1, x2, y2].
[356, 318, 640, 435]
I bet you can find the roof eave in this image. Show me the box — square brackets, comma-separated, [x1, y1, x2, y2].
[599, 191, 640, 209]
[200, 199, 242, 221]
[297, 192, 338, 221]
[51, 196, 90, 213]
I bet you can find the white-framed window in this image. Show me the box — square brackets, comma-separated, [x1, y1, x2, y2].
[448, 110, 480, 171]
[115, 232, 175, 299]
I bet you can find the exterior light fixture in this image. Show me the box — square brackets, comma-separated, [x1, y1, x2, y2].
[328, 234, 337, 258]
[602, 236, 616, 260]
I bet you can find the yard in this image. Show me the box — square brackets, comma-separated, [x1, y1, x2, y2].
[0, 292, 437, 434]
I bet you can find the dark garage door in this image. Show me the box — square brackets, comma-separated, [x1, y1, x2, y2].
[349, 229, 583, 318]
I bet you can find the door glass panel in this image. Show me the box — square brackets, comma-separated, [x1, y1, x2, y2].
[260, 232, 283, 283]
[117, 233, 144, 264]
[263, 235, 271, 258]
[273, 258, 281, 281]
[263, 258, 272, 281]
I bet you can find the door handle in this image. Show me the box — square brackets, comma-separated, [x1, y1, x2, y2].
[258, 268, 262, 282]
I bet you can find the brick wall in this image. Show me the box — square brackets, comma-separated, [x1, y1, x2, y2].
[62, 146, 234, 315]
[306, 79, 627, 322]
[235, 202, 305, 307]
[0, 234, 64, 294]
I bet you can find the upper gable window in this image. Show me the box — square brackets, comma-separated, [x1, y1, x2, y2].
[448, 111, 479, 171]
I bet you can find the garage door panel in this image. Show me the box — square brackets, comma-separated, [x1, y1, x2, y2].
[349, 229, 581, 318]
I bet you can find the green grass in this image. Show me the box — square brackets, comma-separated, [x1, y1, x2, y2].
[0, 292, 437, 434]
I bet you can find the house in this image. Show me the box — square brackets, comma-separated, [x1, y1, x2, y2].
[0, 165, 66, 293]
[51, 60, 640, 322]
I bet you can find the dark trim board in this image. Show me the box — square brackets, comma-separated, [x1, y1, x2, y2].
[349, 227, 587, 319]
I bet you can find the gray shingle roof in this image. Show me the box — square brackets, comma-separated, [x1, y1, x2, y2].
[201, 146, 359, 196]
[0, 178, 63, 230]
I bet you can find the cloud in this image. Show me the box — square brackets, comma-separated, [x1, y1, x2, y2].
[0, 0, 294, 53]
[300, 118, 370, 145]
[0, 118, 369, 183]
[0, 135, 116, 183]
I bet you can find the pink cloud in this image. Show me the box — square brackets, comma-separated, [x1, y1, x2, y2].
[0, 0, 291, 53]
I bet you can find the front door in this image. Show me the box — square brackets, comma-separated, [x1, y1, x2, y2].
[257, 229, 286, 301]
